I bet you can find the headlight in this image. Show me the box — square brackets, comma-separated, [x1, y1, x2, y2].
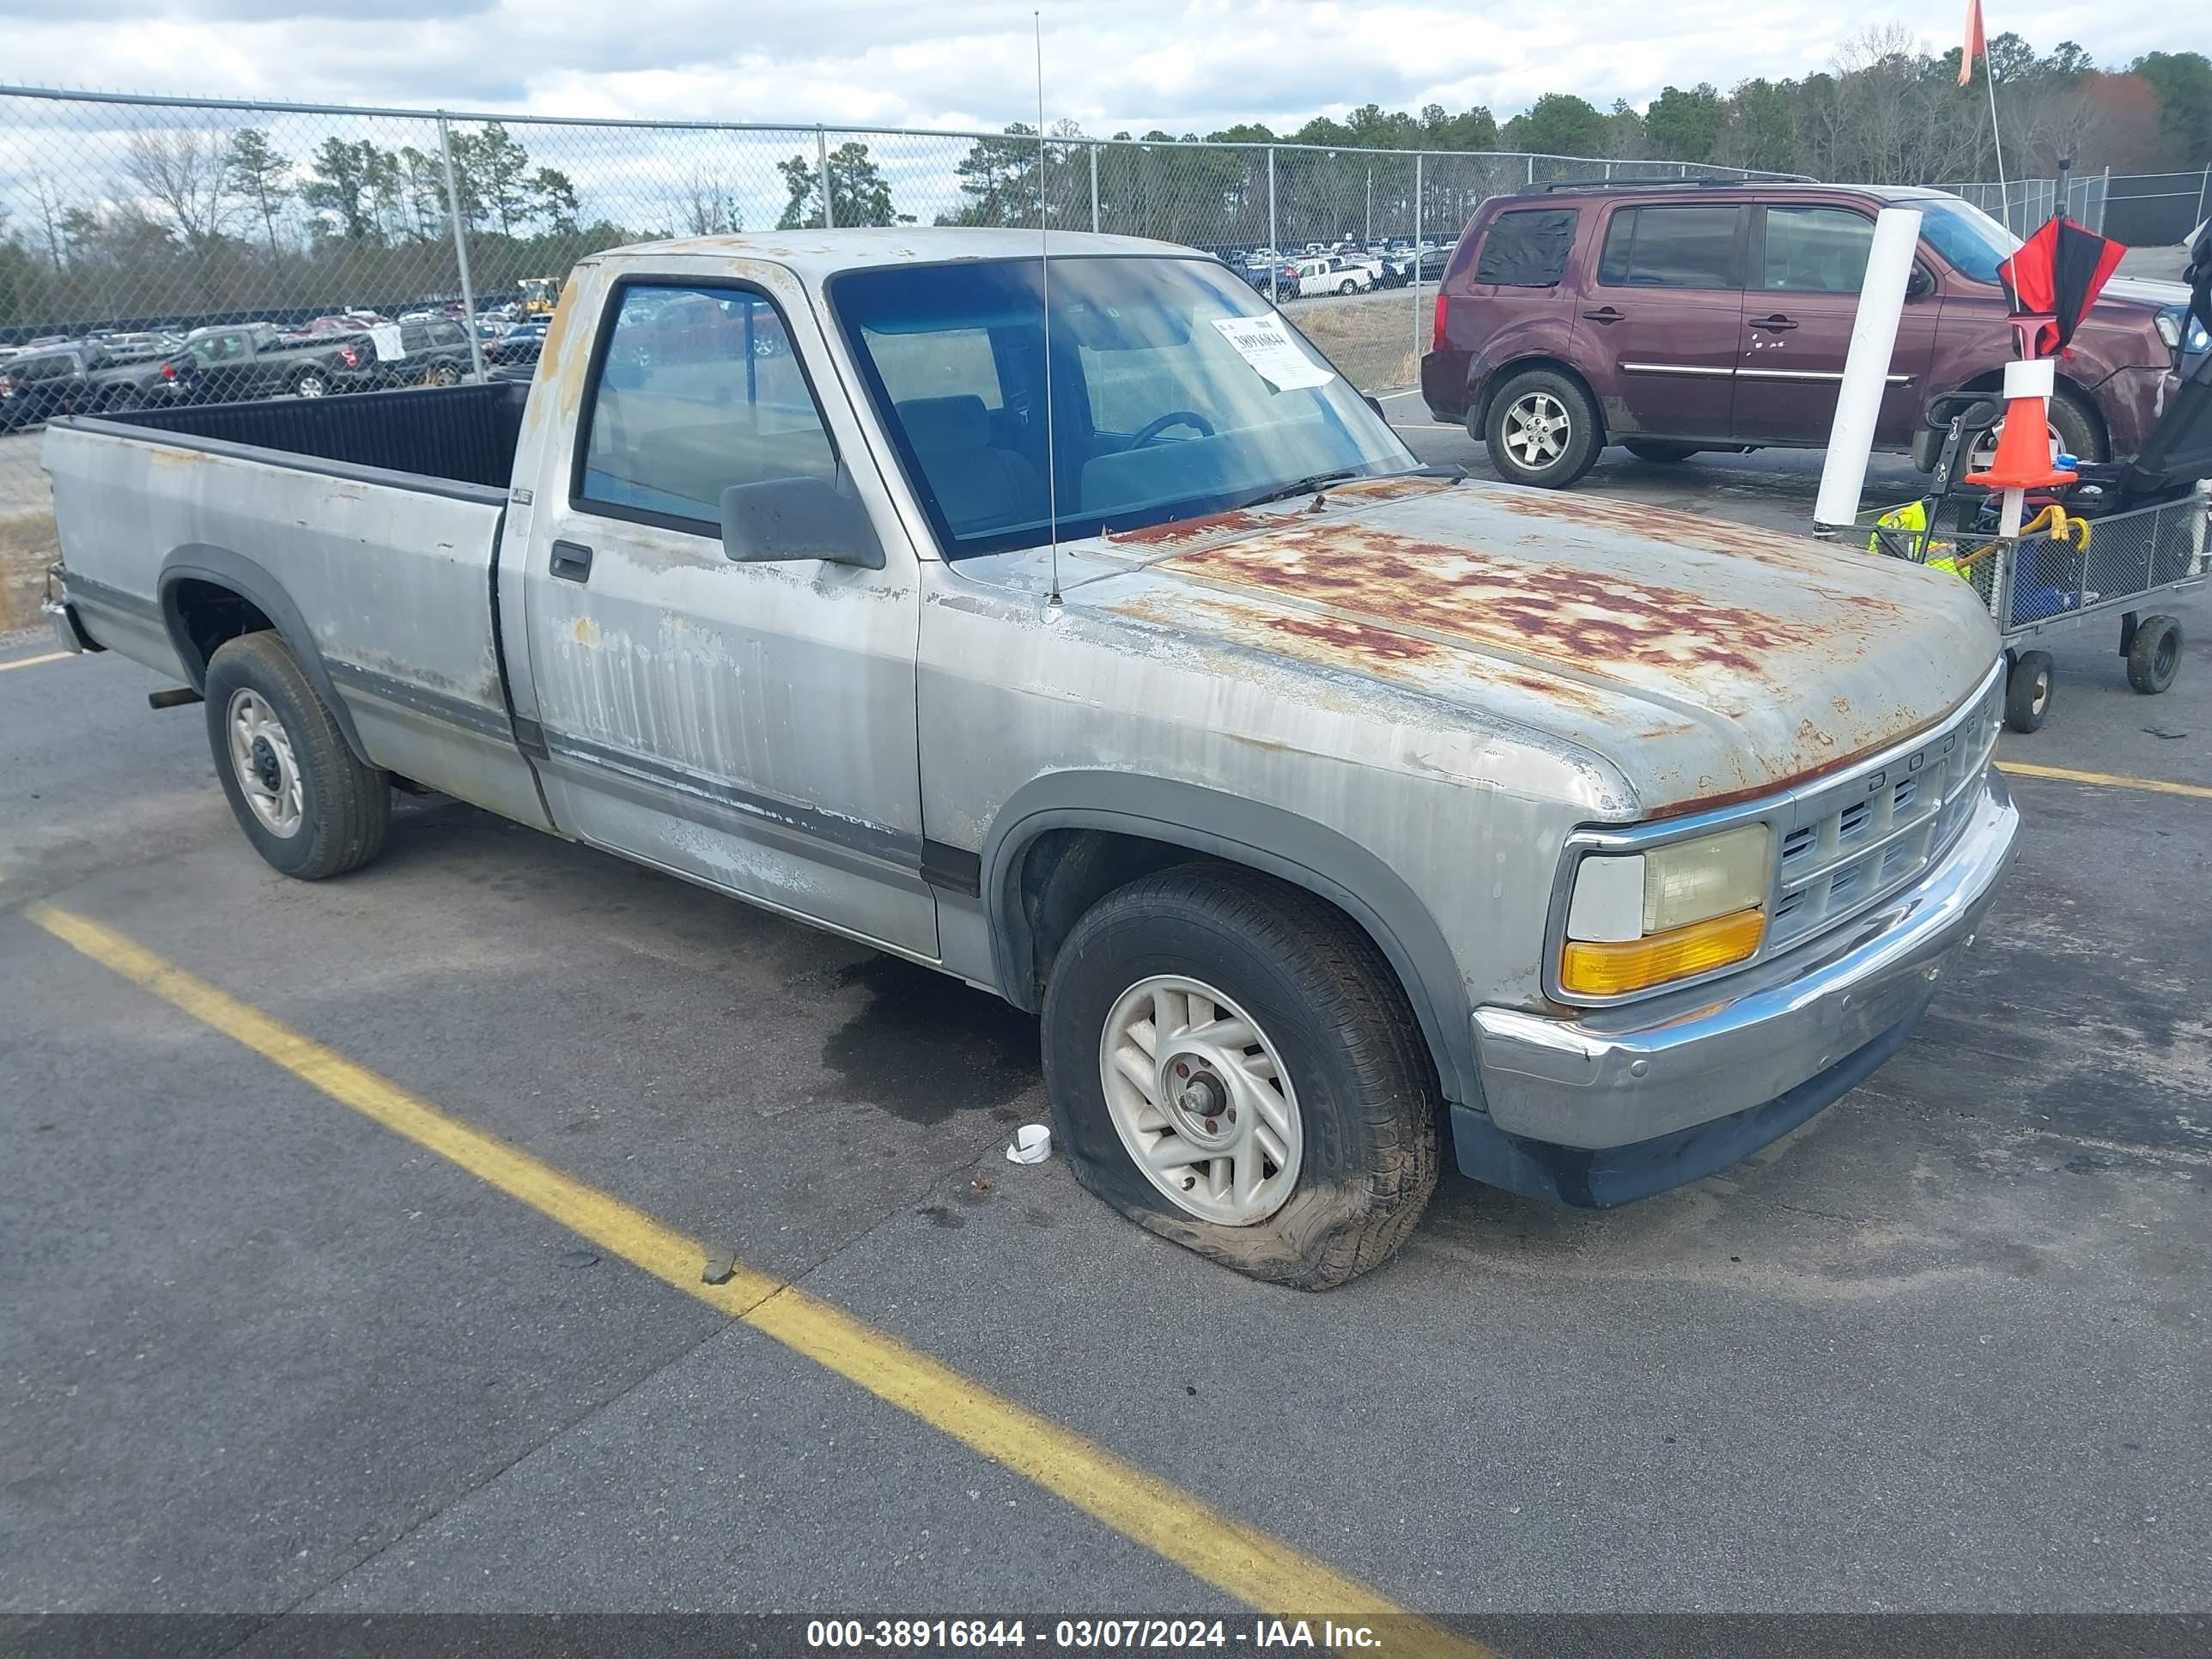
[1559, 823, 1771, 998]
[2189, 319, 2211, 356]
[2155, 311, 2182, 350]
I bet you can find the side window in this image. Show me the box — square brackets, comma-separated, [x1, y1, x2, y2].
[1474, 209, 1578, 287]
[1597, 206, 1741, 289]
[1760, 207, 1875, 294]
[577, 283, 836, 529]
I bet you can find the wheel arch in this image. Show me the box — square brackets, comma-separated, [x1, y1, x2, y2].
[157, 545, 372, 766]
[1476, 355, 1607, 444]
[1952, 364, 2109, 457]
[981, 771, 1480, 1109]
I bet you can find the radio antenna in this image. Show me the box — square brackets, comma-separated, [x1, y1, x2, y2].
[1035, 10, 1062, 606]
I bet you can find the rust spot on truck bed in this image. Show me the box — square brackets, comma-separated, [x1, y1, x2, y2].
[1264, 616, 1439, 663]
[1164, 523, 1835, 681]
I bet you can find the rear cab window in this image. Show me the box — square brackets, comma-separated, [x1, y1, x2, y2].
[1473, 210, 1579, 287]
[1597, 205, 1746, 289]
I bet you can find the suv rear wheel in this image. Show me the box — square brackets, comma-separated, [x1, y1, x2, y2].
[1485, 368, 1602, 489]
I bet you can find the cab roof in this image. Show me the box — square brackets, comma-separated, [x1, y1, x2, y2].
[599, 228, 1199, 281]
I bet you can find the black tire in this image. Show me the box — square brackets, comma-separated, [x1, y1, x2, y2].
[430, 360, 463, 386]
[106, 386, 143, 412]
[2005, 648, 2054, 732]
[2127, 615, 2182, 695]
[292, 368, 330, 398]
[2048, 389, 2106, 464]
[1337, 279, 1357, 295]
[1624, 440, 1699, 463]
[1484, 367, 1602, 489]
[204, 632, 389, 879]
[1040, 864, 1442, 1291]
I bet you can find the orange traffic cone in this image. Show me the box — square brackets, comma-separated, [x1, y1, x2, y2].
[1966, 356, 2076, 494]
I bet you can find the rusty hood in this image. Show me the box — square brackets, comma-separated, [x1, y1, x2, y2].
[1075, 479, 2002, 818]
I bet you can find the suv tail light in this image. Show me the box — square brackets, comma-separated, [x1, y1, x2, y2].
[160, 361, 176, 380]
[339, 345, 361, 368]
[1431, 291, 1449, 350]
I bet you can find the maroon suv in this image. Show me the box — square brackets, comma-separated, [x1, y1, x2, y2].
[1421, 181, 2198, 489]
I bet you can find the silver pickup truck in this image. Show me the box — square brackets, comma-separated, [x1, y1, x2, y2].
[42, 229, 2019, 1287]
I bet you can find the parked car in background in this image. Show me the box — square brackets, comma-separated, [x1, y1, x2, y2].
[1423, 180, 2197, 489]
[1387, 244, 1449, 287]
[0, 339, 196, 428]
[363, 317, 477, 387]
[299, 312, 387, 336]
[184, 323, 370, 401]
[1287, 256, 1371, 297]
[483, 318, 550, 366]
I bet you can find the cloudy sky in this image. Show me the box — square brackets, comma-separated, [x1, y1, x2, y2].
[0, 0, 2168, 132]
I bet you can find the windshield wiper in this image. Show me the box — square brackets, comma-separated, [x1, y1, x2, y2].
[1233, 462, 1466, 511]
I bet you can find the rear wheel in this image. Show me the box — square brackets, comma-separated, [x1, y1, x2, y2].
[106, 386, 143, 412]
[292, 368, 331, 398]
[204, 633, 389, 879]
[1624, 440, 1699, 463]
[1337, 278, 1357, 295]
[1041, 864, 1441, 1290]
[2127, 615, 2183, 695]
[430, 360, 463, 386]
[1485, 368, 1602, 489]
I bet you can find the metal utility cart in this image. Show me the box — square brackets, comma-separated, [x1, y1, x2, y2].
[1866, 394, 2209, 732]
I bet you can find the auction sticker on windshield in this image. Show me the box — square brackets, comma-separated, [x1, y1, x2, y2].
[1209, 314, 1334, 391]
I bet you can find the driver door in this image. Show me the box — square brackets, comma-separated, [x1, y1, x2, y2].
[515, 269, 936, 959]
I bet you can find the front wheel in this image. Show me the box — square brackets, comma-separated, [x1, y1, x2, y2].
[1485, 368, 1602, 489]
[430, 360, 463, 386]
[1337, 279, 1357, 295]
[2006, 648, 2054, 732]
[1040, 865, 1441, 1290]
[204, 633, 389, 879]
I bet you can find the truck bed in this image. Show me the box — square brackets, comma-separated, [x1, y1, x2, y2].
[110, 380, 528, 493]
[44, 378, 551, 831]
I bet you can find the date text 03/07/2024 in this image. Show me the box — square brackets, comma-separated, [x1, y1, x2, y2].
[804, 1619, 1388, 1650]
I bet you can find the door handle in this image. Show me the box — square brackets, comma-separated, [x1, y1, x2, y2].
[1749, 314, 1799, 332]
[1581, 307, 1622, 324]
[549, 540, 594, 582]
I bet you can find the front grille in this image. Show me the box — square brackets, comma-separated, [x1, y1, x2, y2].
[1761, 666, 2004, 953]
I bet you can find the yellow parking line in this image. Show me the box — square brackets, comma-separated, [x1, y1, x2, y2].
[0, 652, 70, 673]
[25, 902, 1490, 1653]
[1997, 760, 2212, 803]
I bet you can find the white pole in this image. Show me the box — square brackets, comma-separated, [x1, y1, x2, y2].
[1984, 64, 2009, 230]
[1814, 206, 1923, 533]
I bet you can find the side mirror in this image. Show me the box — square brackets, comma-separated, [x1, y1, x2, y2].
[1364, 393, 1389, 422]
[1905, 265, 1936, 301]
[720, 474, 885, 570]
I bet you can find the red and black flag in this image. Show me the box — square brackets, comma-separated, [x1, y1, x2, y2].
[1996, 216, 2125, 357]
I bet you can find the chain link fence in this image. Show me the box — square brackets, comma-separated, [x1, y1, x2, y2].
[0, 83, 1815, 624]
[1949, 173, 2111, 238]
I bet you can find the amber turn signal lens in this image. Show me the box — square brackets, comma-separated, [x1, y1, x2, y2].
[1559, 907, 1765, 998]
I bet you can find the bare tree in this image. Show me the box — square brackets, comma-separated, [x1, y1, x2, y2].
[672, 167, 744, 235]
[122, 125, 236, 252]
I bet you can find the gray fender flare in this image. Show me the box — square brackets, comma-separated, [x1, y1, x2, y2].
[156, 544, 373, 767]
[981, 770, 1481, 1109]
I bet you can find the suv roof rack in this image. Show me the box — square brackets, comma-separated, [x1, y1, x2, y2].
[1526, 176, 1818, 194]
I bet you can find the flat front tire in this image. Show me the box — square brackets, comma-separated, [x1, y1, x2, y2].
[1040, 865, 1441, 1290]
[204, 632, 389, 879]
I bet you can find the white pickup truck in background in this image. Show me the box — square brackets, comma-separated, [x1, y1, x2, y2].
[41, 228, 2016, 1287]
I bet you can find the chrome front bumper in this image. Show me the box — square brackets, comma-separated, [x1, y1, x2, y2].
[1472, 769, 2019, 1152]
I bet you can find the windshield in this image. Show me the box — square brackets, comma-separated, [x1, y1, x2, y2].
[830, 255, 1411, 557]
[1917, 197, 2021, 285]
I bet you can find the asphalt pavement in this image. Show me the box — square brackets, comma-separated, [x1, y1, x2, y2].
[2, 415, 2208, 1651]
